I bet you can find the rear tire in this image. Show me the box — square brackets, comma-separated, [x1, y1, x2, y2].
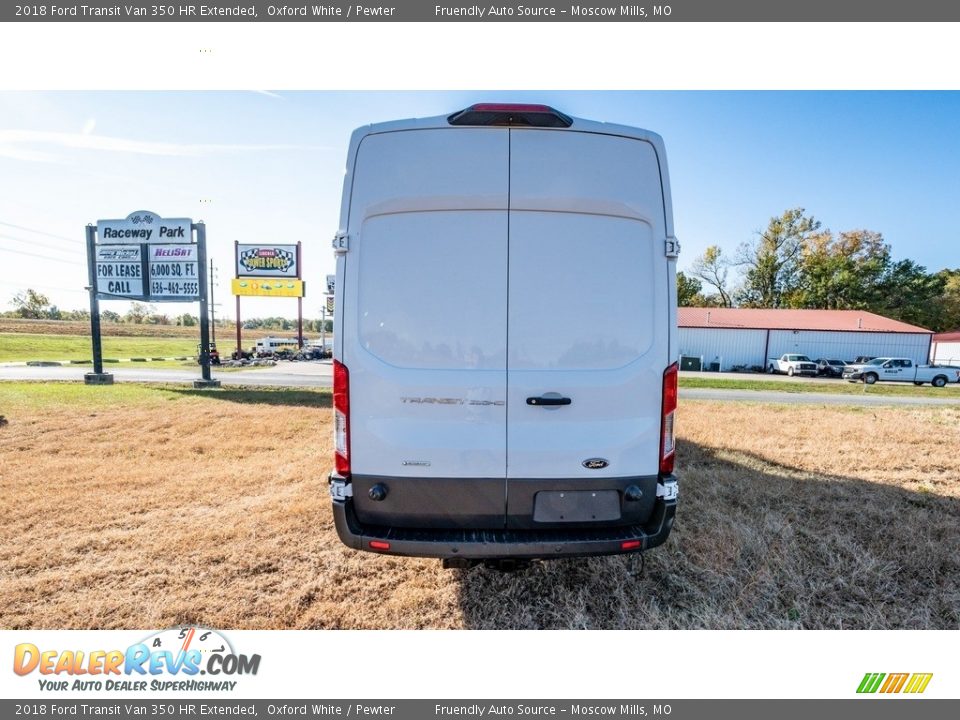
[767, 364, 775, 374]
[933, 376, 947, 388]
[864, 373, 878, 385]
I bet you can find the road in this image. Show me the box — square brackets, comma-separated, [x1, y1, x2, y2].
[3, 363, 960, 406]
[0, 362, 334, 388]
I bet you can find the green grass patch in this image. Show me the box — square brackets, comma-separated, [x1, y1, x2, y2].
[680, 375, 958, 398]
[0, 333, 197, 363]
[0, 381, 329, 411]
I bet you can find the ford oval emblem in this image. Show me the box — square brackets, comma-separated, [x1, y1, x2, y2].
[582, 458, 609, 470]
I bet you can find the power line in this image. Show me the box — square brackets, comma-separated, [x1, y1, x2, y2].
[0, 221, 77, 244]
[0, 246, 81, 264]
[0, 279, 86, 293]
[0, 233, 84, 256]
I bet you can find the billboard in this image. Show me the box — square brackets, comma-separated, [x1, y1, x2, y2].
[236, 245, 298, 278]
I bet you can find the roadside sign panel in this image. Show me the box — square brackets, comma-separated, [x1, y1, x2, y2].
[97, 210, 192, 244]
[232, 278, 305, 298]
[95, 245, 144, 298]
[149, 244, 200, 301]
[236, 244, 299, 277]
[326, 274, 336, 295]
[326, 296, 334, 314]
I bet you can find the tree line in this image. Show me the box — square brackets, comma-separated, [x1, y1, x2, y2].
[5, 291, 333, 333]
[678, 207, 960, 332]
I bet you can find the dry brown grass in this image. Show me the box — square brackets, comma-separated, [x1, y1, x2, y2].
[1, 386, 958, 630]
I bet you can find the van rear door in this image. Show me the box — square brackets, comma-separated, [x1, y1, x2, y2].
[505, 129, 670, 527]
[343, 128, 509, 529]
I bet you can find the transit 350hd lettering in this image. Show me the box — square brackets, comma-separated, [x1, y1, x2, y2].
[328, 104, 680, 566]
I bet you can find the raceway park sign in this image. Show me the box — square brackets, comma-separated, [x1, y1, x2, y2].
[237, 244, 298, 278]
[93, 211, 199, 302]
[97, 210, 192, 244]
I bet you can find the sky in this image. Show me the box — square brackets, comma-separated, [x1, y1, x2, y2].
[1, 90, 959, 320]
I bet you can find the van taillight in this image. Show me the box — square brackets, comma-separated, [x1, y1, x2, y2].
[660, 362, 678, 474]
[333, 360, 350, 476]
[447, 103, 573, 128]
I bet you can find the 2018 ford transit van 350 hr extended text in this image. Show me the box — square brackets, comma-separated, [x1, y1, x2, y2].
[328, 104, 680, 564]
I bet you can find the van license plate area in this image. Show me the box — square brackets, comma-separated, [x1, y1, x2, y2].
[533, 490, 620, 523]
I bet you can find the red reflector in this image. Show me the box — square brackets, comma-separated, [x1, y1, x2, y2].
[369, 541, 390, 551]
[448, 103, 573, 128]
[621, 540, 642, 551]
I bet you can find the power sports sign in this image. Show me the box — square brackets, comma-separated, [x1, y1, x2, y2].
[93, 211, 199, 302]
[236, 244, 298, 278]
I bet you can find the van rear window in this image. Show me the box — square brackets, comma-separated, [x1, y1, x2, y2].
[357, 211, 508, 370]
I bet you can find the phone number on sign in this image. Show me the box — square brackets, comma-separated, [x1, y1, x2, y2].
[152, 281, 199, 297]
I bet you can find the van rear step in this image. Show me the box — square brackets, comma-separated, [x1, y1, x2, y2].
[330, 479, 677, 562]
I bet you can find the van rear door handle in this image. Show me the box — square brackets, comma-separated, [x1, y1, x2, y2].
[527, 395, 572, 406]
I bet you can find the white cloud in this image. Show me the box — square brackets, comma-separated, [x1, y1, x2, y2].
[0, 129, 327, 160]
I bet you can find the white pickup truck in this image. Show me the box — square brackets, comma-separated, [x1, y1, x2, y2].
[767, 354, 818, 376]
[842, 357, 960, 387]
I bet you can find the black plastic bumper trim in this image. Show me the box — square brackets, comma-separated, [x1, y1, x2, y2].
[330, 474, 678, 560]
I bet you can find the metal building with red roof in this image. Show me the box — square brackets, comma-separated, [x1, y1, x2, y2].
[677, 308, 933, 371]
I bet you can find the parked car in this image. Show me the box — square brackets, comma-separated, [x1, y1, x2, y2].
[328, 103, 679, 566]
[815, 358, 846, 377]
[842, 357, 960, 387]
[767, 354, 818, 376]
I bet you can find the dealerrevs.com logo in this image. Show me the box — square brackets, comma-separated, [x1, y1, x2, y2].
[13, 627, 260, 692]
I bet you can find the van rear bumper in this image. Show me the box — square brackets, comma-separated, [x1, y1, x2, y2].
[329, 474, 678, 560]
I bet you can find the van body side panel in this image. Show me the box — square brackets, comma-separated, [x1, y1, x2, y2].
[505, 130, 669, 526]
[343, 129, 510, 528]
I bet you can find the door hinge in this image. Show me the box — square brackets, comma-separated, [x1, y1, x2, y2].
[656, 478, 679, 501]
[329, 477, 353, 501]
[665, 236, 681, 258]
[332, 232, 349, 254]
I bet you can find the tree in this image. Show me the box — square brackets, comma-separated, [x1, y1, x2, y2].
[125, 302, 155, 324]
[177, 313, 197, 327]
[689, 245, 734, 307]
[737, 208, 820, 308]
[676, 272, 702, 306]
[932, 269, 960, 333]
[793, 229, 890, 310]
[10, 289, 52, 319]
[876, 259, 943, 330]
[100, 310, 122, 323]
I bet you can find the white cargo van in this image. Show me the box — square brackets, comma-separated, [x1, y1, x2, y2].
[329, 104, 679, 565]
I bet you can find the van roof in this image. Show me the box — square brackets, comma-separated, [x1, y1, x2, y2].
[350, 107, 667, 147]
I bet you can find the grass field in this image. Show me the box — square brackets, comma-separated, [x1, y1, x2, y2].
[0, 333, 198, 363]
[1, 382, 958, 630]
[0, 320, 291, 363]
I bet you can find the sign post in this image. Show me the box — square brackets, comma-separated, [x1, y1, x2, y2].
[84, 224, 111, 384]
[194, 222, 217, 387]
[85, 210, 219, 388]
[233, 241, 305, 356]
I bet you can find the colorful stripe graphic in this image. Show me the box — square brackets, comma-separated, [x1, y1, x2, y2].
[857, 672, 932, 694]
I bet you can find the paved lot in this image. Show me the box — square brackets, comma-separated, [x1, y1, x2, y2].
[3, 362, 960, 406]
